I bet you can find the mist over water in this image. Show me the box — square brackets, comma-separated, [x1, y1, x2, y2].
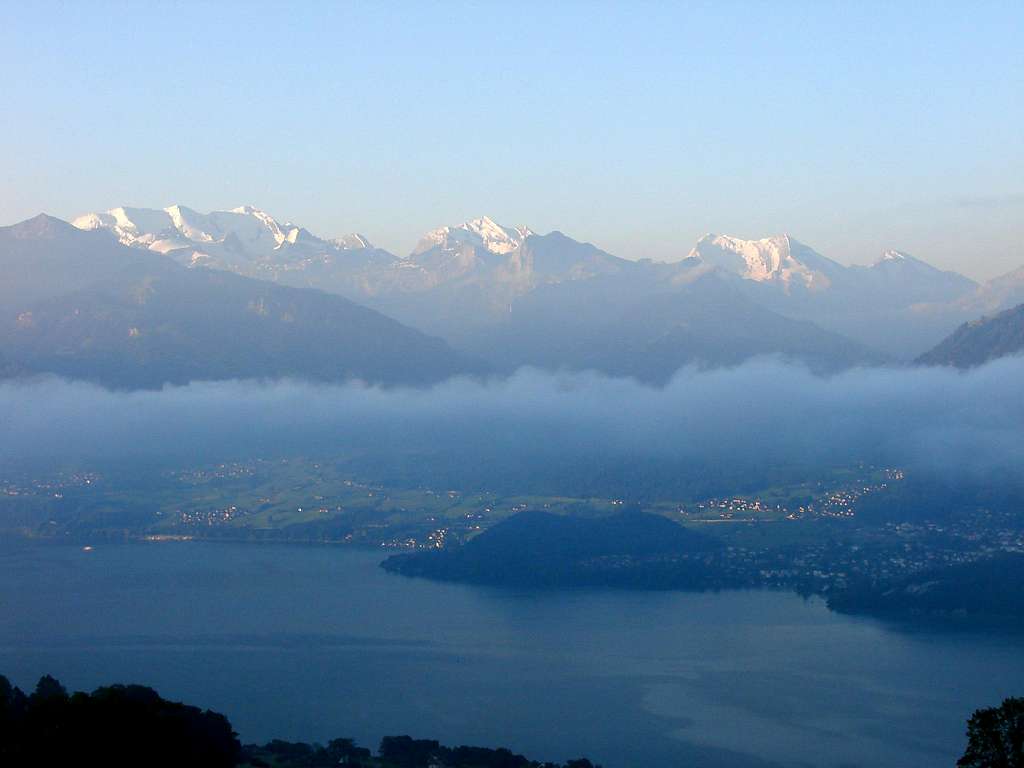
[2, 357, 1022, 482]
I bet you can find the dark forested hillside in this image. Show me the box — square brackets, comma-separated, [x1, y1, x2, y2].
[383, 510, 718, 588]
[917, 303, 1024, 368]
[828, 553, 1024, 621]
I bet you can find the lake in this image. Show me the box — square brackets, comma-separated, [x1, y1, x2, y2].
[1, 541, 1021, 768]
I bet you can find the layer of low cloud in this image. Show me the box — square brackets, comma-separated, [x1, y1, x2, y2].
[1, 358, 1022, 491]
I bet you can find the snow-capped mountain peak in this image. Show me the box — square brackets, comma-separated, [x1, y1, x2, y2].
[687, 233, 840, 291]
[70, 204, 392, 280]
[72, 206, 181, 250]
[330, 233, 374, 250]
[226, 205, 288, 245]
[71, 211, 117, 233]
[860, 247, 978, 305]
[692, 233, 793, 281]
[419, 216, 534, 255]
[75, 204, 308, 254]
[868, 249, 969, 279]
[230, 204, 264, 216]
[463, 216, 534, 253]
[878, 249, 909, 263]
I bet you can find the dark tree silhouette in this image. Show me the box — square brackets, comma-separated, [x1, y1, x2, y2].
[4, 672, 600, 768]
[959, 697, 1024, 768]
[29, 675, 67, 703]
[0, 674, 239, 767]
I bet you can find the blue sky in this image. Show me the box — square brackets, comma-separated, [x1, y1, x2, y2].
[2, 1, 1021, 279]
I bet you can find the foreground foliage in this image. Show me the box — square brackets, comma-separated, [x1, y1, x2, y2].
[0, 674, 597, 768]
[0, 674, 239, 766]
[959, 697, 1024, 768]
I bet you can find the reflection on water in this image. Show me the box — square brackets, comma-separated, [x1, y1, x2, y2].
[0, 541, 1021, 768]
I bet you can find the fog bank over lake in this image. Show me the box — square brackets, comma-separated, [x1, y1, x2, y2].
[2, 359, 1023, 485]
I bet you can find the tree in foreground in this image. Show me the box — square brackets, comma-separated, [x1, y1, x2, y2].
[959, 696, 1024, 768]
[0, 674, 240, 767]
[3, 671, 600, 768]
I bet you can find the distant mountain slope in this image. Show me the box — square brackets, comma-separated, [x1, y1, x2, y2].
[851, 249, 978, 306]
[687, 234, 977, 305]
[955, 264, 1024, 316]
[372, 228, 636, 342]
[829, 553, 1024, 620]
[457, 264, 886, 380]
[0, 215, 481, 388]
[916, 303, 1024, 368]
[1, 212, 171, 306]
[685, 235, 979, 358]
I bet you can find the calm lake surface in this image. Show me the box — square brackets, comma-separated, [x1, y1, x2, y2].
[1, 541, 1021, 768]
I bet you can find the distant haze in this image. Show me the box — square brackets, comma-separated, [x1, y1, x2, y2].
[2, 360, 1022, 486]
[2, 3, 1022, 280]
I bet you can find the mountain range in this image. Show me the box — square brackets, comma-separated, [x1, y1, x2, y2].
[0, 204, 1018, 388]
[0, 215, 480, 388]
